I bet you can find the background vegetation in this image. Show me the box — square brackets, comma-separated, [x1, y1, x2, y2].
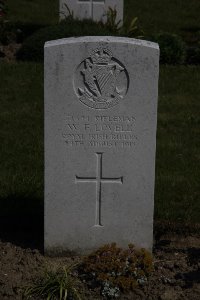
[7, 0, 200, 36]
[7, 0, 58, 25]
[124, 0, 200, 37]
[0, 0, 199, 225]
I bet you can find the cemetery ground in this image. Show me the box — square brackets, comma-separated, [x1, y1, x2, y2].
[0, 228, 199, 300]
[0, 0, 200, 299]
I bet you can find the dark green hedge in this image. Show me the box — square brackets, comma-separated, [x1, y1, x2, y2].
[186, 45, 200, 65]
[17, 19, 190, 65]
[0, 21, 45, 45]
[17, 19, 114, 62]
[150, 32, 186, 64]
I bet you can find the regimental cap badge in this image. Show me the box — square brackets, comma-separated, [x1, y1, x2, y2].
[74, 46, 129, 110]
[90, 47, 112, 65]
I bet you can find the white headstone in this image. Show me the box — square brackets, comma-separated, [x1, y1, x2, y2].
[44, 36, 159, 255]
[60, 0, 123, 24]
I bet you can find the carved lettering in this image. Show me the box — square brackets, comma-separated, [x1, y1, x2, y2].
[67, 124, 79, 131]
[62, 115, 138, 148]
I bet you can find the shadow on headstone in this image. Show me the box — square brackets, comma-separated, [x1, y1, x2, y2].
[0, 195, 43, 251]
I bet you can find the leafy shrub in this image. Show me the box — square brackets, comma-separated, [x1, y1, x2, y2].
[0, 20, 45, 45]
[79, 243, 153, 298]
[150, 32, 186, 64]
[17, 7, 144, 62]
[17, 19, 113, 62]
[104, 7, 143, 38]
[0, 0, 6, 18]
[0, 21, 14, 44]
[0, 0, 9, 44]
[186, 45, 200, 65]
[62, 4, 143, 38]
[13, 22, 46, 43]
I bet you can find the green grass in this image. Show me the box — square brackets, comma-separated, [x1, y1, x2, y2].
[25, 267, 81, 300]
[155, 66, 200, 222]
[125, 0, 200, 36]
[0, 62, 43, 216]
[0, 63, 199, 223]
[6, 0, 200, 36]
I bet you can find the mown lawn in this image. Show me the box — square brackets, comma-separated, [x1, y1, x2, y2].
[155, 66, 200, 222]
[125, 0, 200, 36]
[0, 63, 199, 223]
[0, 62, 43, 217]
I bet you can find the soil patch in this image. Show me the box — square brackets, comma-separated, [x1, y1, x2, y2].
[0, 229, 199, 299]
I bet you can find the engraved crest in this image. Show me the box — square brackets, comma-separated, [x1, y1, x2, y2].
[74, 47, 129, 109]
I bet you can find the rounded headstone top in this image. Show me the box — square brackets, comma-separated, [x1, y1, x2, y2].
[44, 36, 159, 51]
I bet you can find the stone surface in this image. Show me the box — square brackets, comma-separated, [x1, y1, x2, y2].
[44, 36, 159, 254]
[60, 0, 123, 24]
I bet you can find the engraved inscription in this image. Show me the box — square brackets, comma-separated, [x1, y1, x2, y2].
[62, 114, 138, 149]
[75, 153, 123, 226]
[74, 47, 129, 109]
